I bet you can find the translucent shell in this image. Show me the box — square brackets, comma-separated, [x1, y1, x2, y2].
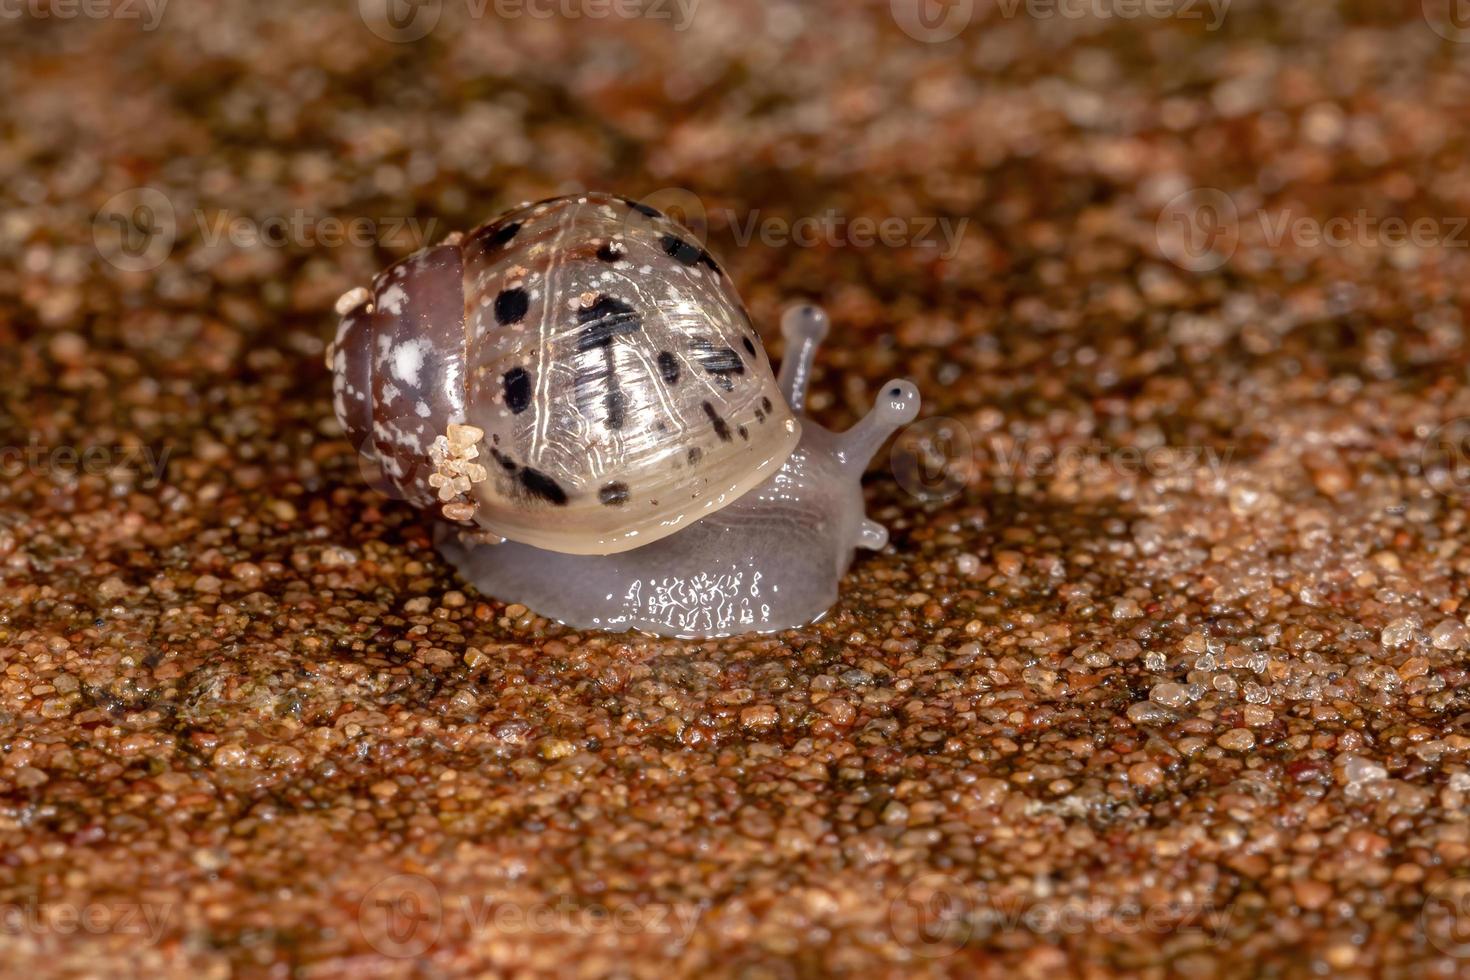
[331, 193, 801, 555]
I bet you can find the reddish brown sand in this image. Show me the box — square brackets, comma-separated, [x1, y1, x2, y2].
[3, 2, 1470, 977]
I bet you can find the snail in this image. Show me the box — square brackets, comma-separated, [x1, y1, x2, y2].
[328, 193, 920, 637]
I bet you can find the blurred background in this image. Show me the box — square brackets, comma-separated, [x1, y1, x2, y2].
[9, 1, 1470, 504]
[6, 0, 1469, 444]
[4, 0, 1470, 975]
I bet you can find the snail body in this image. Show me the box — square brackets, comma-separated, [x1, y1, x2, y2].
[330, 194, 919, 637]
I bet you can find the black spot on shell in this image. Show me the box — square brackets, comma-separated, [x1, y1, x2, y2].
[576, 295, 641, 350]
[483, 221, 521, 250]
[658, 351, 680, 385]
[702, 401, 732, 442]
[575, 296, 642, 430]
[761, 396, 773, 413]
[519, 467, 567, 505]
[605, 388, 627, 430]
[741, 336, 757, 358]
[687, 447, 703, 465]
[495, 287, 529, 325]
[690, 337, 745, 390]
[890, 386, 903, 396]
[690, 339, 740, 370]
[490, 447, 517, 472]
[738, 425, 749, 441]
[502, 367, 532, 414]
[598, 481, 630, 506]
[623, 198, 662, 219]
[660, 234, 705, 267]
[596, 241, 624, 263]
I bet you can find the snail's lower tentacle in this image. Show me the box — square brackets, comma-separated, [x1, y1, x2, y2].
[856, 519, 889, 551]
[777, 304, 829, 413]
[839, 378, 921, 472]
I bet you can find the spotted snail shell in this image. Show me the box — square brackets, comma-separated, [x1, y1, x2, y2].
[330, 193, 801, 555]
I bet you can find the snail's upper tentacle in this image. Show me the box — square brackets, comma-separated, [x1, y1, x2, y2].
[837, 378, 921, 473]
[777, 304, 829, 414]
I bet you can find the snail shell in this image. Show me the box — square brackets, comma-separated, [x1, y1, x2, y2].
[330, 193, 800, 555]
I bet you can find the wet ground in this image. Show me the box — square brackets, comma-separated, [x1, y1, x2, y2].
[2, 1, 1470, 976]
